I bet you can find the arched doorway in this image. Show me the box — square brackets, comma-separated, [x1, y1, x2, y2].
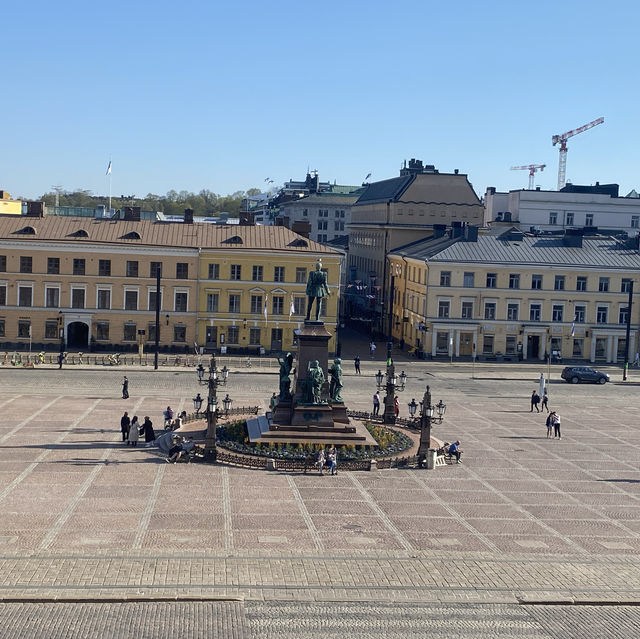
[67, 321, 89, 349]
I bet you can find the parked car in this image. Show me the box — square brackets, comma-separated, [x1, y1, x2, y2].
[560, 366, 610, 384]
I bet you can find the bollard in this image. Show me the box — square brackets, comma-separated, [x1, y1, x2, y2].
[426, 449, 437, 470]
[369, 459, 378, 471]
[266, 458, 277, 471]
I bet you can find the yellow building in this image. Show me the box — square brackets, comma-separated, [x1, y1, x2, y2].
[0, 191, 22, 215]
[0, 216, 341, 354]
[389, 226, 640, 363]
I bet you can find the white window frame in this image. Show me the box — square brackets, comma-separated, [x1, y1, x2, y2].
[96, 285, 112, 310]
[45, 284, 61, 308]
[123, 286, 140, 311]
[17, 282, 34, 307]
[173, 288, 189, 312]
[148, 286, 164, 311]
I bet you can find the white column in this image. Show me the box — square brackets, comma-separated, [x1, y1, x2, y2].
[455, 330, 461, 357]
[590, 336, 596, 363]
[607, 335, 614, 363]
[522, 332, 528, 360]
[431, 330, 437, 358]
[538, 334, 546, 360]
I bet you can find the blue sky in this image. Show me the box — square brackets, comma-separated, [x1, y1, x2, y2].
[3, 0, 639, 200]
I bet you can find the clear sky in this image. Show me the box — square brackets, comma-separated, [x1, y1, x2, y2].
[3, 0, 639, 201]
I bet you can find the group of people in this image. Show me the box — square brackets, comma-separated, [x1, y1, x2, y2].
[120, 412, 155, 446]
[305, 447, 338, 475]
[167, 435, 195, 463]
[530, 389, 549, 413]
[163, 406, 187, 430]
[530, 389, 562, 439]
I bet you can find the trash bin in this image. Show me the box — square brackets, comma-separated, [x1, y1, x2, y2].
[426, 448, 437, 470]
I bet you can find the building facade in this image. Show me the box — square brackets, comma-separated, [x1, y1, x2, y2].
[388, 227, 640, 363]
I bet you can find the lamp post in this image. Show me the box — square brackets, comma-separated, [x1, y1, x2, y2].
[57, 311, 65, 369]
[415, 385, 446, 467]
[376, 362, 407, 425]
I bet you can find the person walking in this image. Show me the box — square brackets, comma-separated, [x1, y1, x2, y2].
[141, 416, 155, 447]
[316, 449, 326, 476]
[530, 390, 540, 413]
[128, 416, 140, 447]
[553, 412, 562, 439]
[369, 342, 376, 358]
[394, 395, 400, 418]
[372, 392, 381, 416]
[120, 412, 130, 444]
[269, 393, 278, 410]
[541, 390, 549, 413]
[545, 412, 554, 439]
[354, 356, 361, 375]
[122, 376, 129, 399]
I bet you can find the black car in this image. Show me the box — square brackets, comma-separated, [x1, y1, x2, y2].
[560, 366, 610, 384]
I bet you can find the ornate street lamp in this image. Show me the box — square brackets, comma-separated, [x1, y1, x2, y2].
[381, 361, 407, 425]
[408, 398, 418, 421]
[375, 369, 384, 388]
[223, 393, 232, 415]
[417, 385, 446, 468]
[221, 366, 229, 384]
[197, 364, 205, 384]
[192, 392, 203, 414]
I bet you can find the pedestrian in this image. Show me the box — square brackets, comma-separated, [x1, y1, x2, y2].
[120, 412, 130, 444]
[545, 412, 554, 439]
[541, 390, 549, 413]
[394, 395, 400, 418]
[553, 412, 561, 439]
[57, 352, 65, 369]
[372, 391, 381, 416]
[448, 440, 463, 463]
[141, 416, 155, 447]
[128, 415, 140, 447]
[327, 448, 338, 475]
[635, 352, 640, 368]
[269, 393, 278, 410]
[163, 406, 174, 428]
[354, 356, 361, 375]
[530, 390, 540, 413]
[369, 342, 376, 358]
[122, 376, 129, 399]
[315, 449, 326, 475]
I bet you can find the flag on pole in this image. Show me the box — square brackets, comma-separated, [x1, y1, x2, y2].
[570, 315, 576, 337]
[289, 295, 295, 319]
[264, 295, 268, 321]
[106, 160, 112, 176]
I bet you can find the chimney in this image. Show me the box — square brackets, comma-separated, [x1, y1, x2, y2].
[563, 228, 584, 248]
[25, 201, 45, 217]
[184, 208, 194, 224]
[291, 220, 311, 238]
[123, 206, 141, 221]
[451, 221, 465, 238]
[433, 224, 447, 238]
[464, 225, 479, 242]
[454, 169, 459, 174]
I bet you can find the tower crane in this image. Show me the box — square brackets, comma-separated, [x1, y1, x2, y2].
[552, 116, 604, 190]
[510, 164, 546, 190]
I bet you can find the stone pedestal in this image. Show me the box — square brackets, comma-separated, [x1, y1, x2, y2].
[293, 321, 331, 400]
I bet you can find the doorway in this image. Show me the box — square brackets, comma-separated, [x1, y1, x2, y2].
[459, 332, 473, 356]
[67, 321, 89, 349]
[527, 334, 540, 359]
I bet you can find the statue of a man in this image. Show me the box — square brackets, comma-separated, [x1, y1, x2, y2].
[306, 359, 325, 404]
[277, 352, 294, 400]
[329, 358, 343, 402]
[305, 261, 330, 321]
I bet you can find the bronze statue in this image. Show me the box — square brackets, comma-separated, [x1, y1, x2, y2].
[305, 261, 330, 321]
[329, 358, 343, 402]
[305, 359, 325, 404]
[277, 352, 294, 400]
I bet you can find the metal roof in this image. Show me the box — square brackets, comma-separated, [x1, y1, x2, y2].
[353, 176, 414, 205]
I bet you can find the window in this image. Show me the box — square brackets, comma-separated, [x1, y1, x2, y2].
[293, 297, 305, 316]
[96, 322, 109, 340]
[272, 296, 284, 315]
[619, 306, 629, 324]
[18, 286, 32, 307]
[505, 335, 517, 354]
[123, 323, 137, 341]
[585, 213, 594, 227]
[0, 319, 4, 336]
[45, 287, 59, 308]
[174, 292, 188, 312]
[45, 321, 58, 339]
[507, 303, 519, 320]
[173, 325, 186, 342]
[566, 212, 574, 225]
[632, 216, 639, 229]
[598, 277, 609, 292]
[302, 209, 308, 217]
[274, 266, 285, 282]
[208, 263, 219, 280]
[176, 263, 188, 279]
[463, 272, 474, 287]
[486, 273, 497, 288]
[554, 275, 565, 291]
[97, 289, 110, 309]
[440, 271, 451, 287]
[319, 209, 328, 217]
[124, 290, 138, 311]
[20, 256, 32, 273]
[317, 234, 328, 243]
[227, 326, 239, 344]
[295, 268, 307, 284]
[438, 300, 450, 319]
[482, 335, 494, 354]
[549, 212, 558, 225]
[73, 258, 85, 275]
[249, 327, 261, 344]
[508, 274, 520, 289]
[484, 302, 496, 320]
[147, 323, 157, 342]
[98, 260, 111, 276]
[576, 276, 587, 291]
[71, 288, 85, 309]
[0, 255, 5, 271]
[231, 265, 242, 280]
[228, 294, 240, 313]
[317, 220, 328, 230]
[206, 293, 219, 312]
[573, 339, 583, 357]
[552, 304, 564, 322]
[252, 265, 263, 281]
[149, 290, 162, 311]
[622, 278, 633, 293]
[530, 304, 541, 321]
[0, 284, 6, 305]
[574, 305, 586, 323]
[47, 258, 60, 274]
[334, 221, 345, 231]
[18, 320, 31, 338]
[461, 301, 473, 319]
[531, 274, 542, 290]
[250, 295, 263, 314]
[150, 262, 162, 278]
[126, 261, 138, 277]
[597, 306, 608, 324]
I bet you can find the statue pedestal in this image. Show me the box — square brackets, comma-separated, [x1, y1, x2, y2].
[293, 321, 332, 399]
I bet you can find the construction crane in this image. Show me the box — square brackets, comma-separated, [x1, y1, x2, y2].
[552, 116, 604, 190]
[511, 164, 546, 190]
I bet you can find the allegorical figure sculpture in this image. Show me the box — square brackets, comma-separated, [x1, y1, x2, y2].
[306, 359, 325, 404]
[305, 260, 330, 321]
[329, 357, 343, 402]
[277, 352, 294, 400]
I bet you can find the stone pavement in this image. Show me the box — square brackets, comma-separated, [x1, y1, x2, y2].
[0, 365, 639, 636]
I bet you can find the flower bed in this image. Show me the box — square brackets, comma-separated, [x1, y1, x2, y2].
[216, 420, 413, 460]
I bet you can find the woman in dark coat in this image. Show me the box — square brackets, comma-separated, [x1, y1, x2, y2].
[142, 416, 155, 447]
